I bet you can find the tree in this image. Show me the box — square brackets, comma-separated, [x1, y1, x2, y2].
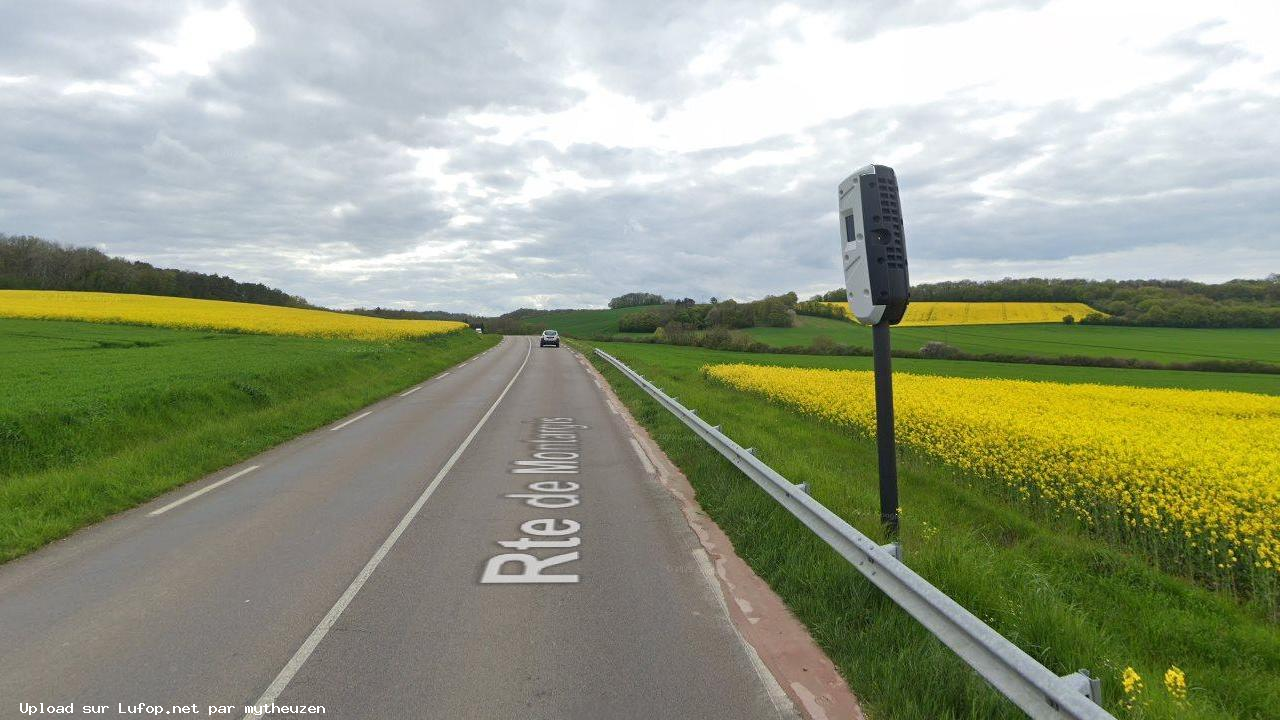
[618, 310, 667, 332]
[705, 300, 753, 328]
[608, 292, 666, 309]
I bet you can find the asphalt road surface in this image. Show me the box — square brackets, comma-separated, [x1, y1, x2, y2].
[0, 337, 798, 720]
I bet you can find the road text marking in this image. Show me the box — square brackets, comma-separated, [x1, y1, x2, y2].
[244, 338, 533, 719]
[147, 465, 261, 517]
[330, 411, 372, 431]
[482, 417, 586, 584]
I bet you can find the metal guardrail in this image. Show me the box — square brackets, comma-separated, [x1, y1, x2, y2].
[594, 348, 1113, 720]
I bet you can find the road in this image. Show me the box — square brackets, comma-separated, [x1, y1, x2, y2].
[0, 337, 799, 719]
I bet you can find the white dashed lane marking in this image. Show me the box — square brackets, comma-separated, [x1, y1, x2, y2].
[148, 465, 261, 517]
[330, 411, 373, 432]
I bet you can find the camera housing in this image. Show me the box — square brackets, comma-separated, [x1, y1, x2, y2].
[837, 164, 910, 325]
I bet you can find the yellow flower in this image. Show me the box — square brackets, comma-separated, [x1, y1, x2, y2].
[819, 301, 1104, 326]
[1123, 666, 1144, 696]
[0, 290, 466, 341]
[1163, 666, 1187, 702]
[1119, 667, 1146, 711]
[703, 363, 1280, 595]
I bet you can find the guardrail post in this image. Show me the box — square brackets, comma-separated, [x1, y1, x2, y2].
[1060, 670, 1103, 706]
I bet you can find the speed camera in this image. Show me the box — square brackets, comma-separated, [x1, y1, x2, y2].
[838, 164, 910, 325]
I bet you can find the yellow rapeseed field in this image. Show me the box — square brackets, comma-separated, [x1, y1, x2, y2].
[821, 300, 1102, 326]
[0, 290, 467, 341]
[705, 363, 1280, 594]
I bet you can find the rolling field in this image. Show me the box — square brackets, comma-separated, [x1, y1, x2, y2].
[520, 305, 658, 336]
[527, 304, 1280, 366]
[822, 300, 1102, 326]
[0, 289, 467, 339]
[590, 337, 1280, 394]
[747, 314, 1280, 364]
[578, 339, 1280, 720]
[0, 317, 494, 560]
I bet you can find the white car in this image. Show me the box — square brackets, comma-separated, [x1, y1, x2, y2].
[540, 329, 560, 347]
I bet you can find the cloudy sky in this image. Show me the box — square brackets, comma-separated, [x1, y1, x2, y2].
[2, 1, 1278, 314]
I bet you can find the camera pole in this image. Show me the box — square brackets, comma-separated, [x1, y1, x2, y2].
[871, 321, 898, 537]
[838, 163, 908, 542]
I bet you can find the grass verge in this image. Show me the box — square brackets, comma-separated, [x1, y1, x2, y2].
[575, 339, 1280, 720]
[0, 319, 496, 561]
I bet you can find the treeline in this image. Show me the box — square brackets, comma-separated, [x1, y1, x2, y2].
[617, 293, 798, 333]
[1, 235, 307, 307]
[813, 276, 1280, 328]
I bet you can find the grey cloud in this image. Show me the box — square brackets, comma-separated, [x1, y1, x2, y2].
[0, 2, 183, 80]
[0, 0, 1276, 316]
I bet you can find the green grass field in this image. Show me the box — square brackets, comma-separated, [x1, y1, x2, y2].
[0, 318, 495, 561]
[746, 315, 1280, 364]
[577, 339, 1280, 719]
[589, 339, 1280, 394]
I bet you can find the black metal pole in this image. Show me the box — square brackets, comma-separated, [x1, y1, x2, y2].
[871, 321, 899, 538]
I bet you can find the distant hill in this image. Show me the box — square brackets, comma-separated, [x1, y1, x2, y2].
[514, 306, 661, 336]
[343, 307, 476, 324]
[816, 276, 1280, 328]
[1, 234, 308, 308]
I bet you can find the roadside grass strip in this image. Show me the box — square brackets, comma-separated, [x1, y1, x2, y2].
[704, 363, 1280, 606]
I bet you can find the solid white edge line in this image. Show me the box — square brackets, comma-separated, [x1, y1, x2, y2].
[242, 338, 533, 718]
[147, 465, 261, 517]
[689, 547, 796, 718]
[329, 410, 373, 431]
[399, 386, 422, 397]
[628, 437, 657, 476]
